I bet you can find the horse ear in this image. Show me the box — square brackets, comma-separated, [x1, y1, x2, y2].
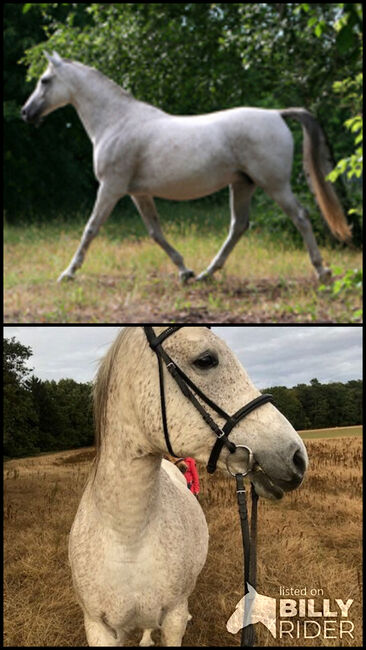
[52, 51, 63, 66]
[43, 50, 63, 67]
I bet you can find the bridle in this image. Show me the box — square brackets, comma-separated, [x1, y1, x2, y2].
[144, 326, 273, 646]
[144, 326, 272, 473]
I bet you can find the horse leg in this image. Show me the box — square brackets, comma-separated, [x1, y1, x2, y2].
[160, 599, 189, 646]
[57, 181, 121, 282]
[131, 195, 194, 283]
[196, 174, 255, 280]
[84, 613, 125, 646]
[267, 184, 332, 283]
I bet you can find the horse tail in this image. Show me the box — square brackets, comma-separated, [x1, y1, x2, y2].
[280, 108, 351, 241]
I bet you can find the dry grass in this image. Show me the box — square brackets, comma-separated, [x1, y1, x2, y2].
[4, 438, 362, 646]
[4, 223, 362, 323]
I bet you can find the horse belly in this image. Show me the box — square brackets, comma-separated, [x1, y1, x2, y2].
[131, 123, 239, 199]
[132, 162, 239, 200]
[155, 172, 236, 200]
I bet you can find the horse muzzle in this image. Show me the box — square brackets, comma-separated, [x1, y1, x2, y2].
[21, 104, 44, 127]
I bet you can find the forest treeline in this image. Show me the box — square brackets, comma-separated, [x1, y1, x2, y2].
[4, 337, 93, 459]
[4, 3, 362, 244]
[4, 337, 363, 459]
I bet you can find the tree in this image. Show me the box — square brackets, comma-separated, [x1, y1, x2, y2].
[3, 336, 33, 383]
[4, 3, 362, 245]
[3, 336, 94, 458]
[263, 377, 362, 430]
[3, 338, 39, 457]
[262, 386, 309, 429]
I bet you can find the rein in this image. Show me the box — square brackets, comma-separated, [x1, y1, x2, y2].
[144, 326, 273, 646]
[227, 449, 258, 646]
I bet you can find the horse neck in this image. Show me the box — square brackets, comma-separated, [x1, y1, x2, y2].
[91, 437, 162, 544]
[67, 64, 134, 145]
[90, 344, 163, 543]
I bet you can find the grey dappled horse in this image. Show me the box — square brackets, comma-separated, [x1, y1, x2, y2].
[69, 326, 308, 645]
[22, 51, 351, 284]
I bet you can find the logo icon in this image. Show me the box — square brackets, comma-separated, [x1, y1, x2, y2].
[227, 584, 277, 637]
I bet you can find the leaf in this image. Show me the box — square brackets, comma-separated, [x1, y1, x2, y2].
[336, 25, 356, 54]
[331, 266, 343, 275]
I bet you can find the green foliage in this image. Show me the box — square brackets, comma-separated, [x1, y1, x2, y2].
[331, 266, 362, 295]
[4, 337, 38, 457]
[4, 3, 362, 245]
[3, 337, 93, 458]
[3, 336, 33, 382]
[264, 379, 363, 430]
[319, 265, 363, 321]
[327, 82, 363, 186]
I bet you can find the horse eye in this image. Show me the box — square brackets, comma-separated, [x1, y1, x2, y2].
[41, 78, 50, 85]
[193, 353, 219, 370]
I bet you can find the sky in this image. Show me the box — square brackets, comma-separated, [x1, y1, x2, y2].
[4, 326, 362, 389]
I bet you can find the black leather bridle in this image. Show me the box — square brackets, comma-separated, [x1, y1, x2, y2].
[144, 326, 273, 646]
[144, 326, 272, 473]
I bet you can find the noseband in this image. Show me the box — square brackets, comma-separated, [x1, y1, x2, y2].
[144, 326, 273, 646]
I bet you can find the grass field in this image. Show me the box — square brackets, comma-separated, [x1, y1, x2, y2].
[299, 425, 363, 439]
[4, 435, 362, 646]
[4, 199, 362, 323]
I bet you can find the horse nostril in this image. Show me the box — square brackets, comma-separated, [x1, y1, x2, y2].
[292, 448, 306, 477]
[21, 107, 27, 118]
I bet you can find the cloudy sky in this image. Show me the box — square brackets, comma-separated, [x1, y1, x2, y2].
[4, 326, 362, 389]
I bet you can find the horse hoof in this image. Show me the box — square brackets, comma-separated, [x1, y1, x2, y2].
[196, 270, 212, 282]
[179, 269, 195, 284]
[318, 268, 332, 284]
[57, 270, 75, 283]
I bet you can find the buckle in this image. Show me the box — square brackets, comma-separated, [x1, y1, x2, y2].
[217, 429, 226, 439]
[166, 361, 178, 378]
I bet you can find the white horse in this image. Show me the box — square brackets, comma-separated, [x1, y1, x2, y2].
[68, 326, 308, 646]
[21, 51, 350, 285]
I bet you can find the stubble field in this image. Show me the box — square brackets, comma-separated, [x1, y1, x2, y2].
[4, 436, 362, 646]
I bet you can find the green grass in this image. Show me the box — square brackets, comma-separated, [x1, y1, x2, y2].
[4, 200, 362, 323]
[299, 425, 363, 439]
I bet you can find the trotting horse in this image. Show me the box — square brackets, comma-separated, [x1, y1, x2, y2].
[22, 51, 350, 284]
[68, 326, 308, 646]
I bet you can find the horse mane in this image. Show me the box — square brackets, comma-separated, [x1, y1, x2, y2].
[68, 59, 134, 101]
[92, 327, 130, 478]
[91, 326, 170, 480]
